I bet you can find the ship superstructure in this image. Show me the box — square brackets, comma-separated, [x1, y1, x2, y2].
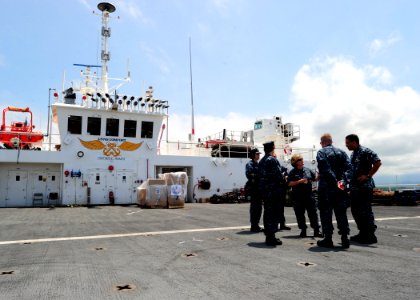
[0, 2, 305, 207]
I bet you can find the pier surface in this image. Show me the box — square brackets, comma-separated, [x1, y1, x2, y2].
[0, 204, 419, 299]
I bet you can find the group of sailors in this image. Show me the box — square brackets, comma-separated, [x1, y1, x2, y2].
[245, 133, 382, 248]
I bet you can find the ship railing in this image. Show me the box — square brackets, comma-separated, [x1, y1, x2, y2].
[0, 125, 33, 132]
[159, 140, 253, 158]
[56, 86, 169, 115]
[200, 129, 254, 145]
[58, 98, 168, 115]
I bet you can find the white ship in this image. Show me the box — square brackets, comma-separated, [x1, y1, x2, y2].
[0, 2, 313, 208]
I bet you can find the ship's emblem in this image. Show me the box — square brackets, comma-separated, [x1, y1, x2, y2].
[78, 138, 143, 157]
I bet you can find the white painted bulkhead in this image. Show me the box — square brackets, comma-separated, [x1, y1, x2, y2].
[0, 162, 62, 207]
[153, 155, 247, 203]
[0, 97, 251, 207]
[52, 102, 166, 206]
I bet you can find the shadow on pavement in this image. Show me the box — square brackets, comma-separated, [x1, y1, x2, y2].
[247, 242, 277, 249]
[281, 235, 305, 239]
[307, 246, 347, 253]
[236, 230, 263, 235]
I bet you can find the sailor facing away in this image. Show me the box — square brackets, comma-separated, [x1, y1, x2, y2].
[316, 133, 352, 249]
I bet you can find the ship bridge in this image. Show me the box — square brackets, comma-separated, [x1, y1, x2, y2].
[252, 116, 300, 147]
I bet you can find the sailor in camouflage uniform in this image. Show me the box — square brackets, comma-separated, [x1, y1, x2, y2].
[316, 133, 352, 249]
[258, 141, 287, 246]
[346, 134, 382, 244]
[288, 154, 322, 238]
[245, 148, 263, 232]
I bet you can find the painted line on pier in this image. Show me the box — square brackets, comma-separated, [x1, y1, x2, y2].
[0, 215, 419, 246]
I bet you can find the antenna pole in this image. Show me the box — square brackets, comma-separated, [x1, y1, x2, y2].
[98, 2, 116, 93]
[189, 37, 195, 142]
[47, 88, 56, 151]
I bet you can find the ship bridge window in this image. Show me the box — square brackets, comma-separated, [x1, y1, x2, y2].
[124, 120, 137, 138]
[254, 121, 262, 130]
[87, 117, 101, 136]
[68, 115, 82, 134]
[141, 121, 153, 139]
[106, 118, 119, 137]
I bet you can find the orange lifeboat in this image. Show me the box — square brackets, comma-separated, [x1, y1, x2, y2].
[0, 106, 44, 149]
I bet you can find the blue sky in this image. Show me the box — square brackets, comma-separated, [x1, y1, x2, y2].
[1, 0, 420, 184]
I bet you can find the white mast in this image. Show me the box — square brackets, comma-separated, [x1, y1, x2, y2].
[97, 2, 116, 93]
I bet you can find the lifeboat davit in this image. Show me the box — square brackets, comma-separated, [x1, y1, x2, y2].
[0, 106, 44, 149]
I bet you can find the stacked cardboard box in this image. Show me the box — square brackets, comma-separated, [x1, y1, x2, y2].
[137, 172, 188, 209]
[137, 179, 167, 208]
[159, 172, 188, 208]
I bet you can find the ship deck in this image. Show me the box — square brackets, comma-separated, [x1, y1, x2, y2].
[0, 203, 419, 299]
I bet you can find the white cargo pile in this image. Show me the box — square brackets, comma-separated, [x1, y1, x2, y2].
[137, 172, 188, 208]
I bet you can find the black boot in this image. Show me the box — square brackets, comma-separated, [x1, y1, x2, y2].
[350, 231, 365, 242]
[265, 234, 282, 246]
[361, 232, 378, 244]
[317, 235, 334, 248]
[341, 235, 350, 249]
[299, 229, 307, 238]
[279, 224, 291, 230]
[313, 229, 323, 238]
[250, 225, 262, 233]
[350, 231, 377, 244]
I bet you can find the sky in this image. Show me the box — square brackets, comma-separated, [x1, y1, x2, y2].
[1, 0, 420, 184]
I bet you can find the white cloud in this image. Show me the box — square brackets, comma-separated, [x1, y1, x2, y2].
[364, 65, 393, 85]
[369, 32, 401, 57]
[140, 44, 171, 75]
[211, 0, 231, 16]
[117, 0, 143, 19]
[78, 0, 148, 22]
[167, 112, 255, 141]
[210, 0, 245, 17]
[78, 0, 92, 10]
[289, 56, 420, 176]
[197, 22, 210, 34]
[105, 0, 153, 24]
[165, 56, 420, 179]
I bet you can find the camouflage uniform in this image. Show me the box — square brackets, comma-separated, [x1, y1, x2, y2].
[245, 159, 262, 229]
[349, 146, 380, 235]
[258, 153, 287, 236]
[288, 167, 320, 231]
[317, 145, 352, 237]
